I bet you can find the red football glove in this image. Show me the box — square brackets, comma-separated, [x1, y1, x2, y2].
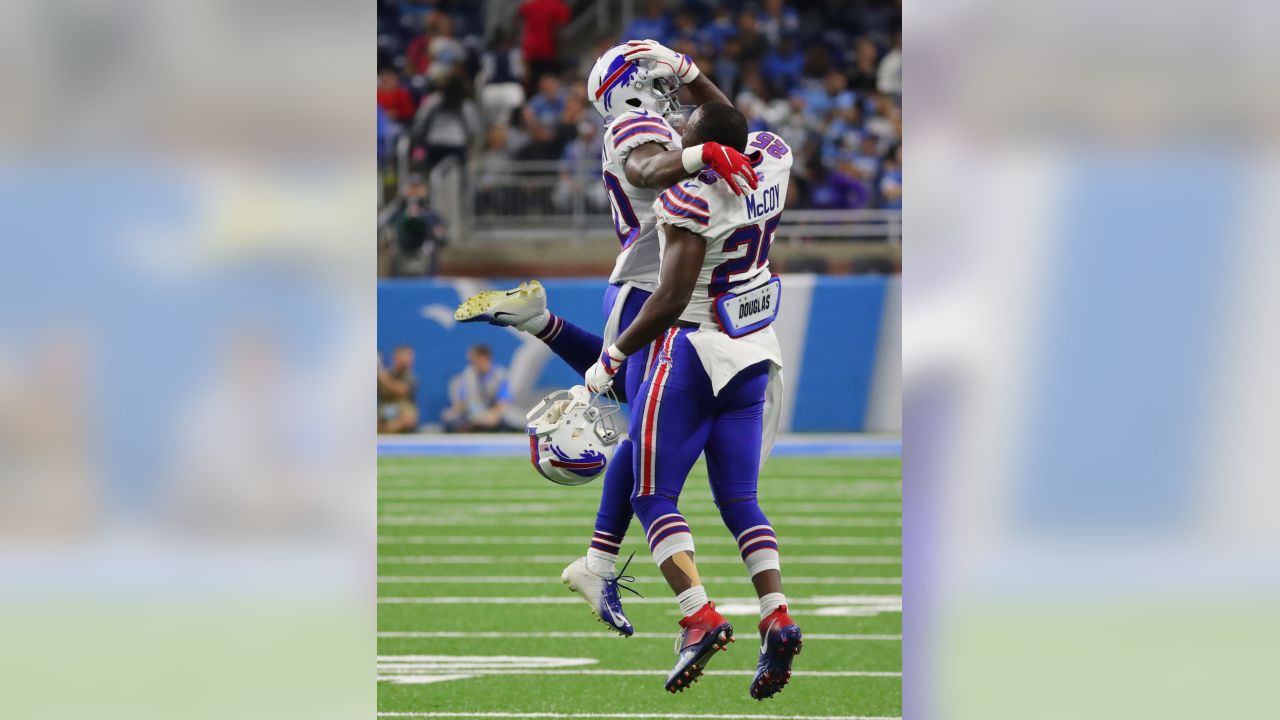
[702, 142, 759, 196]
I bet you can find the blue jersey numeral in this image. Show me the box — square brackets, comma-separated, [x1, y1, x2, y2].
[709, 215, 780, 295]
[749, 132, 790, 159]
[602, 171, 640, 248]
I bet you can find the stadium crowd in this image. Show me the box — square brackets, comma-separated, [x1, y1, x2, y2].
[377, 0, 901, 275]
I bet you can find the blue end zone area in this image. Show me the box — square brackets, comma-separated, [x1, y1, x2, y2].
[378, 434, 901, 458]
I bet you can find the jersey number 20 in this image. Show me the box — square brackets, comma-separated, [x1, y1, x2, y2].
[602, 171, 640, 248]
[710, 215, 780, 295]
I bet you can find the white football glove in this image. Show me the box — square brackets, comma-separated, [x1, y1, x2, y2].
[623, 39, 700, 84]
[585, 344, 627, 394]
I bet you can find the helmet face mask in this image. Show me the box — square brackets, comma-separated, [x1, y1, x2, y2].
[525, 386, 621, 486]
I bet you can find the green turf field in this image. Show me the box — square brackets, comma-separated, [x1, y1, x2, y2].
[378, 454, 902, 720]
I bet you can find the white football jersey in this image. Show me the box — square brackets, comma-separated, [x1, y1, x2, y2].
[600, 110, 680, 291]
[652, 131, 794, 327]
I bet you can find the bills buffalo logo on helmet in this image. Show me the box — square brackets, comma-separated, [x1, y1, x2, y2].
[596, 55, 640, 111]
[548, 444, 608, 477]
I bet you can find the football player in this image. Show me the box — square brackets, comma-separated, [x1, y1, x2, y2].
[583, 102, 800, 699]
[454, 40, 759, 637]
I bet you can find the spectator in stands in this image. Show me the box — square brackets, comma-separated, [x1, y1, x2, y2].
[735, 10, 765, 52]
[823, 102, 866, 152]
[711, 36, 745, 99]
[758, 0, 800, 45]
[849, 37, 881, 93]
[527, 73, 566, 129]
[557, 116, 606, 212]
[442, 344, 515, 433]
[378, 105, 397, 167]
[477, 32, 526, 126]
[405, 11, 455, 78]
[518, 0, 571, 92]
[474, 124, 519, 214]
[879, 144, 902, 209]
[378, 346, 419, 434]
[378, 69, 417, 124]
[555, 95, 594, 148]
[390, 174, 448, 276]
[515, 115, 562, 163]
[670, 10, 699, 48]
[375, 0, 902, 229]
[422, 13, 466, 84]
[803, 155, 869, 210]
[843, 134, 884, 184]
[622, 0, 672, 46]
[761, 35, 805, 95]
[878, 32, 902, 96]
[865, 93, 900, 151]
[702, 6, 737, 51]
[412, 70, 481, 174]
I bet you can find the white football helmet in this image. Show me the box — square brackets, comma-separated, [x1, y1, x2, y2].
[525, 385, 622, 486]
[587, 43, 685, 126]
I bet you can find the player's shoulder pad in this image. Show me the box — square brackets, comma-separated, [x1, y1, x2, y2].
[606, 110, 677, 158]
[654, 178, 712, 232]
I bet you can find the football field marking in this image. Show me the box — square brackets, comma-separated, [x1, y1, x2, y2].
[379, 669, 900, 679]
[378, 594, 900, 604]
[377, 575, 900, 585]
[378, 707, 901, 712]
[377, 535, 901, 546]
[378, 501, 902, 514]
[378, 516, 901, 527]
[376, 555, 898, 565]
[378, 630, 901, 641]
[378, 595, 902, 617]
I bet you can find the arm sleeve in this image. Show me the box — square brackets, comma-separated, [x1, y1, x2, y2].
[606, 111, 677, 166]
[653, 183, 712, 234]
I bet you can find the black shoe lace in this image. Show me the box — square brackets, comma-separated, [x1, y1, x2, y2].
[604, 551, 644, 599]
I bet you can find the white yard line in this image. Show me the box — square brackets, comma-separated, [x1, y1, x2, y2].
[377, 669, 900, 678]
[378, 631, 901, 641]
[377, 555, 898, 565]
[379, 595, 901, 607]
[378, 707, 901, 712]
[377, 575, 901, 585]
[379, 502, 902, 514]
[378, 517, 901, 528]
[377, 535, 901, 547]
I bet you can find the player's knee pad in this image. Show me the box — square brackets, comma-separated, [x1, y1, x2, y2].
[631, 494, 695, 565]
[717, 496, 780, 578]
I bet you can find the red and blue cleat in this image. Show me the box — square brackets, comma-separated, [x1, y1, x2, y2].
[750, 605, 803, 700]
[665, 602, 734, 694]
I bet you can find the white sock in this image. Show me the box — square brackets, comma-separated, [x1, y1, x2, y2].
[759, 592, 787, 619]
[520, 310, 551, 334]
[676, 585, 709, 617]
[585, 549, 617, 578]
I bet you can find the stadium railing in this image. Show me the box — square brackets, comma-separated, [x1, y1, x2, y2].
[403, 159, 902, 244]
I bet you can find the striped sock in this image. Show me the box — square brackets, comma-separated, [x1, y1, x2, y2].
[645, 512, 694, 565]
[759, 592, 787, 619]
[676, 585, 709, 617]
[586, 529, 621, 576]
[736, 524, 780, 577]
[532, 312, 561, 340]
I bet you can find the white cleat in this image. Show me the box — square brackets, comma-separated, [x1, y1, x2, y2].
[560, 557, 636, 637]
[454, 280, 548, 333]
